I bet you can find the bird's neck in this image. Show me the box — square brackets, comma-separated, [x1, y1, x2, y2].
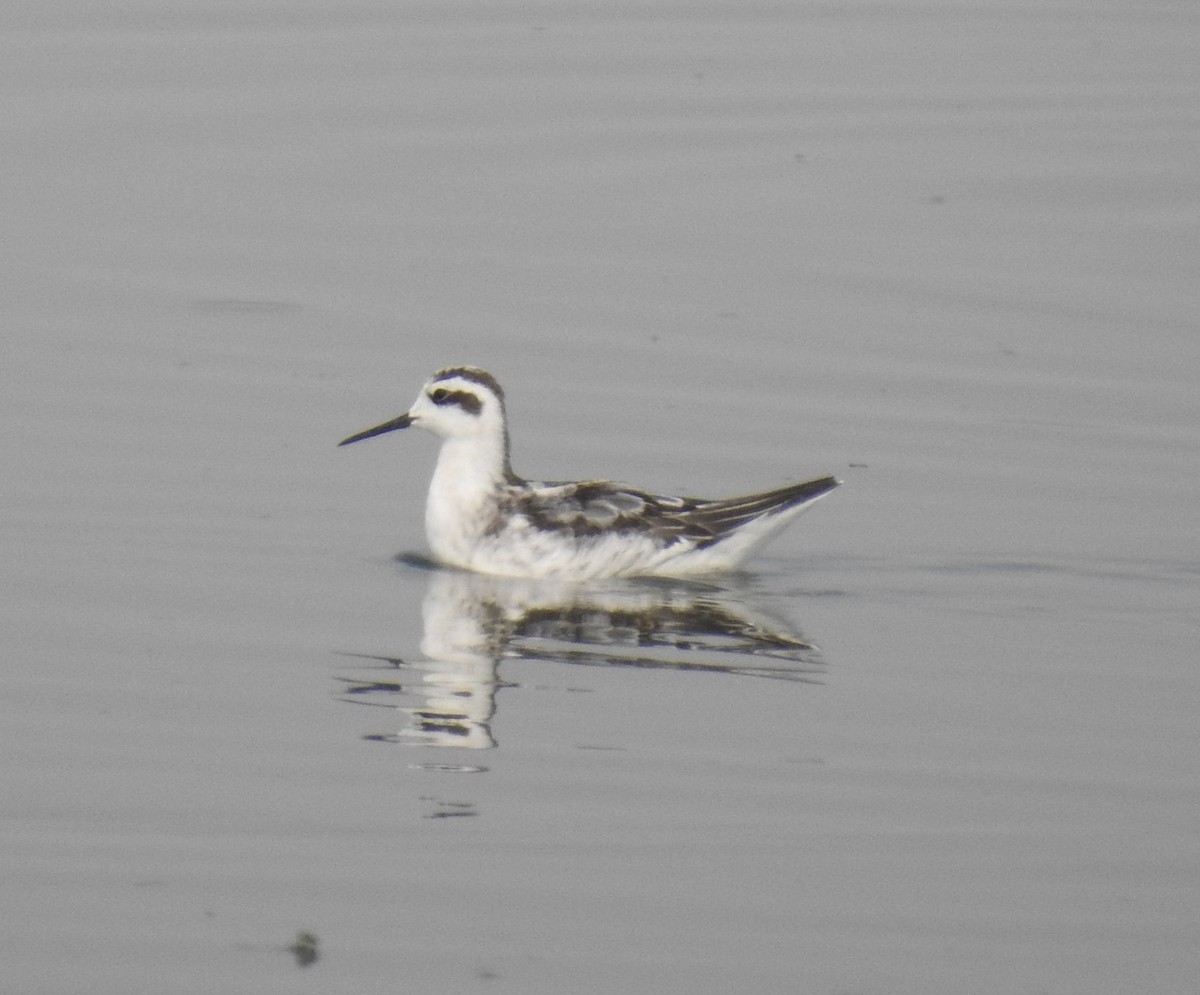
[425, 432, 513, 566]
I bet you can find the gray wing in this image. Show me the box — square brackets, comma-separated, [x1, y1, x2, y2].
[512, 476, 839, 547]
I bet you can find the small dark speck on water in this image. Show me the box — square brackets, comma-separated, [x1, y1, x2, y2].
[288, 931, 319, 967]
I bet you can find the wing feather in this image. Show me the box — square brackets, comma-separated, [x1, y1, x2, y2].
[507, 476, 839, 547]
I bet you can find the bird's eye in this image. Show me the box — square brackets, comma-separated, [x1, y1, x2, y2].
[430, 388, 449, 403]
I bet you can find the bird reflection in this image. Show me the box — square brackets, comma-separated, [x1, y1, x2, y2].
[336, 567, 825, 751]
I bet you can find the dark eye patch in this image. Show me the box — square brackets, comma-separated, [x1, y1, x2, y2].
[429, 387, 482, 415]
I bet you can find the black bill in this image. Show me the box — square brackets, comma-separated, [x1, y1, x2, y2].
[338, 413, 413, 447]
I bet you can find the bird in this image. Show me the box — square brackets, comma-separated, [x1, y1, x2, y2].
[339, 366, 839, 580]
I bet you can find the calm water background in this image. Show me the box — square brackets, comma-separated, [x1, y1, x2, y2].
[3, 2, 1198, 992]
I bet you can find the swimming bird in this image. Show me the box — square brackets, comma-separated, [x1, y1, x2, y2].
[339, 366, 839, 580]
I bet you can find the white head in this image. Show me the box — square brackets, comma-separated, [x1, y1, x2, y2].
[339, 366, 513, 476]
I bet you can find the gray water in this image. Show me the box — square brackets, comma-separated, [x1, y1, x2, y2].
[3, 3, 1198, 993]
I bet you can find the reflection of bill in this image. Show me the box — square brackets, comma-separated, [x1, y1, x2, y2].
[337, 569, 827, 751]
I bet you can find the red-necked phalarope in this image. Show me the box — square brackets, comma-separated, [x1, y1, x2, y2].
[339, 366, 839, 580]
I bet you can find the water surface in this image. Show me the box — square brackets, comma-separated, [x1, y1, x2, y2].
[3, 2, 1198, 993]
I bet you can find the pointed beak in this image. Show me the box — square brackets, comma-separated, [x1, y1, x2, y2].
[338, 413, 413, 447]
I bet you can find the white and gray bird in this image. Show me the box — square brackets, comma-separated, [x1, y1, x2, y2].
[339, 366, 839, 580]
